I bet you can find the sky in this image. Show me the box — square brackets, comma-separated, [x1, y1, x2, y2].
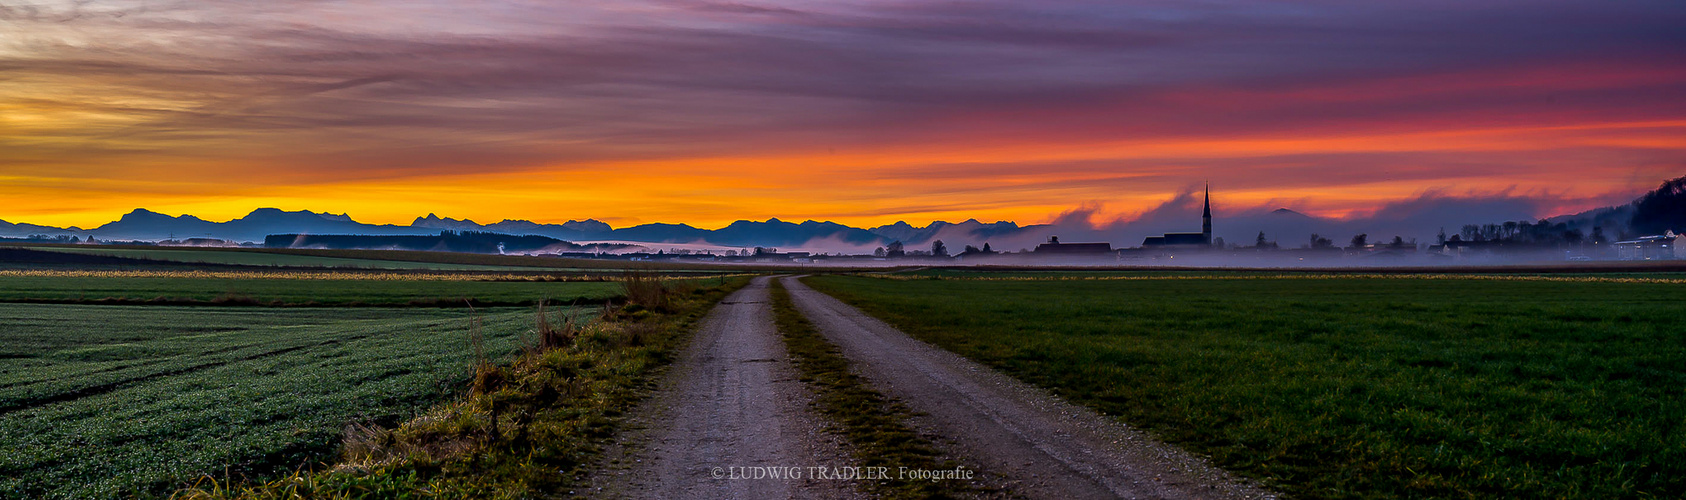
[2, 0, 1683, 230]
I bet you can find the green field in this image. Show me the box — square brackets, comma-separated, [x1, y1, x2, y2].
[19, 246, 562, 271]
[0, 274, 624, 306]
[0, 303, 560, 498]
[897, 267, 1686, 281]
[9, 244, 741, 273]
[805, 273, 1686, 499]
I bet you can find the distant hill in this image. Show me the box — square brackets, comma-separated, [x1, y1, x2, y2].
[0, 209, 1052, 251]
[0, 219, 81, 238]
[868, 219, 1027, 243]
[1629, 176, 1686, 235]
[411, 214, 615, 241]
[606, 222, 711, 244]
[80, 208, 435, 242]
[1545, 205, 1633, 234]
[707, 219, 882, 247]
[7, 175, 1682, 250]
[1540, 174, 1686, 239]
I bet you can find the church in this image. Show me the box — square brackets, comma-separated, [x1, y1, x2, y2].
[1141, 184, 1213, 248]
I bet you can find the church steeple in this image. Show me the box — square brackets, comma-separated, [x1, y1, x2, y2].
[1202, 182, 1212, 245]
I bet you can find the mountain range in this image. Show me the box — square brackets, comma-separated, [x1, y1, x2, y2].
[0, 207, 1035, 251]
[3, 175, 1682, 252]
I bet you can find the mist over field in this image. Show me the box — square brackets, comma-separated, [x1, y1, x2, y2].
[0, 182, 1654, 260]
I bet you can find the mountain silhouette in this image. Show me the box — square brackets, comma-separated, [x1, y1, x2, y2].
[707, 219, 882, 247]
[6, 175, 1682, 250]
[868, 219, 1026, 244]
[83, 208, 433, 242]
[0, 208, 1045, 250]
[605, 222, 710, 243]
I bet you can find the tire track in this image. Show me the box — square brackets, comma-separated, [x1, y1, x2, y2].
[586, 276, 863, 499]
[782, 276, 1277, 500]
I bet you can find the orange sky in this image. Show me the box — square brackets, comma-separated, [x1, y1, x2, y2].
[2, 1, 1682, 230]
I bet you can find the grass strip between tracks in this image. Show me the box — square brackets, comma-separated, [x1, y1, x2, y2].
[769, 278, 993, 499]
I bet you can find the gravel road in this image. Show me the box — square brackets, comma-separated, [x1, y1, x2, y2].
[781, 276, 1277, 500]
[585, 276, 863, 499]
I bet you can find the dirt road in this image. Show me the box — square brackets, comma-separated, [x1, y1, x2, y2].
[781, 276, 1276, 500]
[586, 277, 862, 499]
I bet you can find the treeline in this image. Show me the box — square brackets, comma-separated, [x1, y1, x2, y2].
[264, 231, 586, 254]
[1631, 175, 1686, 235]
[1445, 175, 1686, 247]
[1449, 220, 1590, 246]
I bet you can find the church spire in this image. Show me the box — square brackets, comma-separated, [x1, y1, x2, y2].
[1202, 182, 1212, 245]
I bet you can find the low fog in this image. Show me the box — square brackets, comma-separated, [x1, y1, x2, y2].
[641, 187, 1633, 268]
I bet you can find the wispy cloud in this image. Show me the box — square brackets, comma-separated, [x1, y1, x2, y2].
[0, 0, 1682, 227]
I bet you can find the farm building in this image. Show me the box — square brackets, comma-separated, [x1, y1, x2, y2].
[1613, 231, 1683, 260]
[1034, 236, 1113, 254]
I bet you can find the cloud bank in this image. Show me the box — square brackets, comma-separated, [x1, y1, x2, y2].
[0, 0, 1681, 227]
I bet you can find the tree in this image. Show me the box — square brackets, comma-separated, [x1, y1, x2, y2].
[873, 247, 885, 257]
[931, 240, 949, 257]
[1437, 227, 1447, 245]
[885, 241, 905, 258]
[1590, 226, 1607, 245]
[1256, 231, 1268, 247]
[1631, 175, 1686, 235]
[1213, 236, 1226, 248]
[1309, 234, 1334, 249]
[981, 242, 993, 253]
[1390, 236, 1405, 248]
[1562, 230, 1584, 246]
[1350, 233, 1368, 249]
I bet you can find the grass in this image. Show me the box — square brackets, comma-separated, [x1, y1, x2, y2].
[0, 304, 536, 498]
[233, 247, 736, 272]
[19, 246, 561, 271]
[0, 274, 623, 306]
[8, 244, 737, 272]
[894, 267, 1686, 281]
[0, 257, 749, 499]
[805, 273, 1686, 499]
[169, 275, 752, 499]
[768, 279, 982, 499]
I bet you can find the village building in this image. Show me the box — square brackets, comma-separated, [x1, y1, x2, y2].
[1613, 230, 1682, 260]
[1033, 235, 1113, 254]
[1142, 183, 1214, 249]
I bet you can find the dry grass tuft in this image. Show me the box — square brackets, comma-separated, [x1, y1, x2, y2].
[619, 269, 671, 311]
[525, 303, 580, 355]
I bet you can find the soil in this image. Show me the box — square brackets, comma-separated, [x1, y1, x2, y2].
[583, 276, 864, 499]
